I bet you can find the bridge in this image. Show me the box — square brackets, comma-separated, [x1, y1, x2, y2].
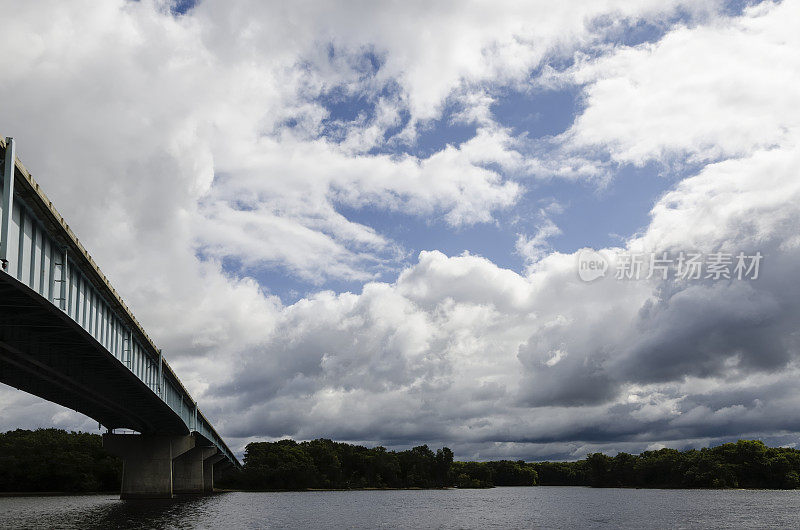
[0, 136, 241, 498]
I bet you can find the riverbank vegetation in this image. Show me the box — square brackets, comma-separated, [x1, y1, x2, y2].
[214, 438, 800, 491]
[228, 439, 458, 489]
[453, 440, 800, 489]
[225, 439, 539, 490]
[552, 440, 800, 489]
[3, 430, 800, 491]
[0, 429, 120, 493]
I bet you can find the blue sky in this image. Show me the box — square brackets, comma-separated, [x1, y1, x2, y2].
[234, 55, 679, 302]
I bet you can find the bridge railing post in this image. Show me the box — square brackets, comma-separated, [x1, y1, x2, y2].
[51, 248, 69, 311]
[123, 330, 132, 368]
[158, 348, 163, 399]
[0, 137, 15, 272]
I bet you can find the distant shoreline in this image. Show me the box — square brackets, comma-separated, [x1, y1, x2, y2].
[5, 430, 800, 493]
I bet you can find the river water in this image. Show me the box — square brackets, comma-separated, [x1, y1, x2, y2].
[2, 487, 800, 529]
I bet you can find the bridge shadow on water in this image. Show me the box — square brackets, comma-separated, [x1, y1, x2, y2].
[91, 493, 233, 530]
[3, 492, 233, 530]
[92, 495, 217, 529]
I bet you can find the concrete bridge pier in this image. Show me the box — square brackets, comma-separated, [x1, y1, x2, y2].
[174, 446, 218, 494]
[103, 433, 195, 499]
[203, 452, 227, 493]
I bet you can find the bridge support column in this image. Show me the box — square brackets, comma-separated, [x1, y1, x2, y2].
[203, 452, 226, 493]
[173, 446, 217, 494]
[103, 433, 195, 499]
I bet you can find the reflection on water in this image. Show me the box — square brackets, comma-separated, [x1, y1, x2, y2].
[3, 487, 800, 529]
[0, 493, 220, 529]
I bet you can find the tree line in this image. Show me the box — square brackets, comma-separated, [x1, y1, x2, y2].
[3, 430, 800, 491]
[220, 438, 539, 490]
[0, 429, 120, 492]
[572, 439, 800, 489]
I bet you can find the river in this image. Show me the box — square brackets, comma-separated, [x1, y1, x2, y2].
[2, 486, 799, 528]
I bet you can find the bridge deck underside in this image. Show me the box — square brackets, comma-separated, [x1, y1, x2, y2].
[0, 272, 187, 435]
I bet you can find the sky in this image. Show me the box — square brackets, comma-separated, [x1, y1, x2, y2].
[1, 0, 800, 461]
